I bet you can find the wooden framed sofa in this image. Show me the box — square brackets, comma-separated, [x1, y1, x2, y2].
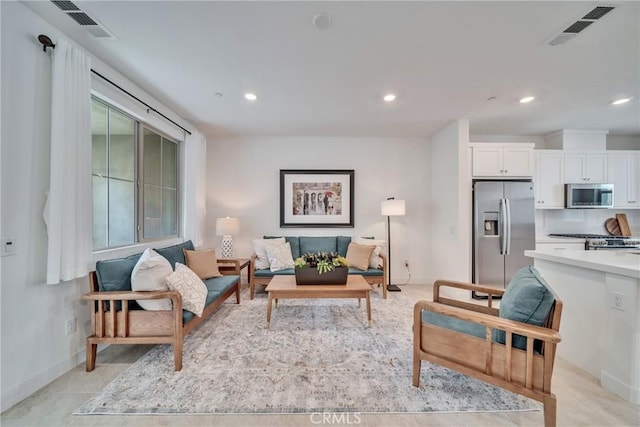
[249, 236, 387, 299]
[82, 240, 241, 372]
[413, 266, 563, 427]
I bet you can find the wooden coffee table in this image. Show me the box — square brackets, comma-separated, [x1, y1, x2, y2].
[265, 275, 372, 328]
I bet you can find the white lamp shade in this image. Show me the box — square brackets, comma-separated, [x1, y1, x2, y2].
[215, 217, 240, 236]
[381, 199, 406, 216]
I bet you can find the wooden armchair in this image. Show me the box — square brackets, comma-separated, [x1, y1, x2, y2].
[413, 275, 562, 427]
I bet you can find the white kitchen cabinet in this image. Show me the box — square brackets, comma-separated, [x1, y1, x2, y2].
[534, 151, 564, 208]
[471, 143, 534, 178]
[607, 151, 640, 208]
[564, 152, 607, 183]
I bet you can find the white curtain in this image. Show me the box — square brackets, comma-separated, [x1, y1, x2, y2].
[43, 39, 92, 284]
[183, 130, 207, 247]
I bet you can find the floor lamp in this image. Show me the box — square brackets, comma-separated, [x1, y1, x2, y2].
[381, 198, 405, 292]
[216, 217, 240, 259]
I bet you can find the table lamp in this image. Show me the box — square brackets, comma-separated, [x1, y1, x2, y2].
[216, 217, 240, 258]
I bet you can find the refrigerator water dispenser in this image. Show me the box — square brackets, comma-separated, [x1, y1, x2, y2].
[483, 213, 498, 236]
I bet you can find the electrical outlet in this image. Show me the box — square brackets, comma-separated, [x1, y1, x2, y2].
[612, 292, 625, 311]
[65, 318, 77, 335]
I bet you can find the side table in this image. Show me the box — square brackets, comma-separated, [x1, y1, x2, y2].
[217, 258, 250, 285]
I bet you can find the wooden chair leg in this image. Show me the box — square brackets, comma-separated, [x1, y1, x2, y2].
[250, 281, 255, 300]
[412, 356, 421, 387]
[235, 285, 241, 304]
[543, 394, 557, 427]
[86, 341, 97, 372]
[174, 341, 183, 371]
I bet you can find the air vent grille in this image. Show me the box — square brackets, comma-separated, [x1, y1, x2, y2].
[563, 20, 594, 34]
[51, 1, 79, 11]
[67, 12, 98, 26]
[547, 5, 615, 46]
[582, 6, 614, 20]
[49, 0, 115, 38]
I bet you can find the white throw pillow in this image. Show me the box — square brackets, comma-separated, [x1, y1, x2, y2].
[165, 263, 207, 317]
[265, 242, 295, 272]
[131, 248, 173, 311]
[353, 237, 386, 269]
[252, 237, 285, 270]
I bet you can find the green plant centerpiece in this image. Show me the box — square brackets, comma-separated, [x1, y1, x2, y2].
[294, 251, 349, 285]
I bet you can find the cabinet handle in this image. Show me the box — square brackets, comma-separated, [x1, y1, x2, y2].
[504, 170, 508, 173]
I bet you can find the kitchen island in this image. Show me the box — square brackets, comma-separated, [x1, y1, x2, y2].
[524, 249, 640, 404]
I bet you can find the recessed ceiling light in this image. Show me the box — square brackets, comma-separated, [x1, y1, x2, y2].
[383, 94, 396, 102]
[519, 96, 535, 103]
[611, 97, 631, 105]
[244, 93, 257, 101]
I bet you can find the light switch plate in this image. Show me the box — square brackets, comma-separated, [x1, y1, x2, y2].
[1, 238, 16, 257]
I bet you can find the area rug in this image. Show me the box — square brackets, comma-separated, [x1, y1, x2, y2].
[74, 290, 541, 415]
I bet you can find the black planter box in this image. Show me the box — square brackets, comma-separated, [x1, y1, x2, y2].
[294, 267, 348, 285]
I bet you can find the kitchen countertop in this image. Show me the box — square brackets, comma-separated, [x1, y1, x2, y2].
[524, 249, 640, 278]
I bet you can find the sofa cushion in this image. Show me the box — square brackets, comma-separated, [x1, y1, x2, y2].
[254, 268, 296, 277]
[493, 266, 555, 350]
[182, 275, 239, 324]
[166, 263, 207, 317]
[95, 253, 142, 310]
[346, 242, 375, 271]
[253, 237, 286, 270]
[183, 248, 222, 279]
[422, 310, 486, 339]
[155, 240, 195, 270]
[265, 242, 296, 272]
[130, 248, 173, 311]
[348, 268, 383, 276]
[337, 236, 352, 257]
[264, 236, 301, 259]
[300, 236, 337, 255]
[353, 236, 385, 268]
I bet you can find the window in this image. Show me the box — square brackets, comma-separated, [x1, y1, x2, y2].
[91, 98, 180, 250]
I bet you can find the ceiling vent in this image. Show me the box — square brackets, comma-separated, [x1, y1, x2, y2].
[547, 5, 615, 46]
[50, 0, 115, 38]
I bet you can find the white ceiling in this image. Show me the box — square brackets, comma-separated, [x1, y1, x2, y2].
[25, 1, 640, 139]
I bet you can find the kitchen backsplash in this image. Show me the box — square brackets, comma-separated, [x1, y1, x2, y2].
[536, 209, 640, 237]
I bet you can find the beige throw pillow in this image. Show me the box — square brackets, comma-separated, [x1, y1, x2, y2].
[183, 249, 222, 280]
[265, 242, 295, 272]
[165, 263, 207, 317]
[346, 243, 375, 271]
[353, 237, 386, 269]
[131, 248, 173, 311]
[252, 237, 286, 270]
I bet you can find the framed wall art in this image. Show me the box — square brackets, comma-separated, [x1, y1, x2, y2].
[280, 169, 354, 228]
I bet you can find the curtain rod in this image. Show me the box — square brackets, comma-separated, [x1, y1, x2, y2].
[38, 34, 191, 136]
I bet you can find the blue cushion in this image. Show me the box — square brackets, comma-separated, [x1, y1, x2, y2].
[422, 310, 486, 339]
[299, 236, 337, 255]
[337, 236, 352, 257]
[348, 268, 383, 276]
[203, 275, 239, 294]
[254, 268, 296, 276]
[155, 240, 194, 270]
[264, 236, 300, 259]
[95, 253, 142, 310]
[493, 266, 555, 350]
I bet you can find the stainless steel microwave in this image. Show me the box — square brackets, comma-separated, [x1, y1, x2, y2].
[565, 183, 614, 208]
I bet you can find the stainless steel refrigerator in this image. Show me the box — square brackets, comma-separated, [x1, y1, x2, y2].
[472, 181, 535, 297]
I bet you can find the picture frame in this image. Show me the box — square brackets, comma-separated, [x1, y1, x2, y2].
[280, 169, 354, 228]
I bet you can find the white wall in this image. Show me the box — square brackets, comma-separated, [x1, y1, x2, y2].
[0, 2, 204, 412]
[205, 136, 430, 285]
[428, 120, 471, 284]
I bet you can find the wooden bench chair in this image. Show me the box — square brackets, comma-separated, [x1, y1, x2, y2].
[413, 268, 562, 427]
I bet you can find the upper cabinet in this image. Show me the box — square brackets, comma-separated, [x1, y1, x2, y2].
[564, 152, 607, 183]
[607, 152, 640, 208]
[534, 151, 564, 208]
[471, 143, 534, 178]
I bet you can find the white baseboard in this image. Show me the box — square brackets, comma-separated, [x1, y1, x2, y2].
[601, 370, 640, 404]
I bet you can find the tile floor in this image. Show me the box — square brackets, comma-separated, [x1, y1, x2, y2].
[2, 284, 639, 427]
